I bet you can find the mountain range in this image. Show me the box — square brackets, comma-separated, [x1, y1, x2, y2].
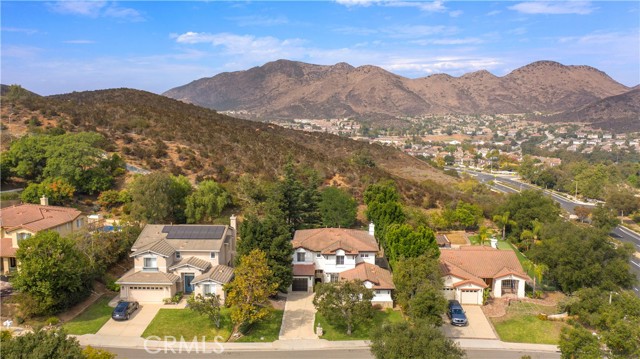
[163, 59, 636, 130]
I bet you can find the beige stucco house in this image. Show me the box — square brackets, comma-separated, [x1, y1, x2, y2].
[117, 218, 236, 303]
[0, 197, 86, 274]
[440, 246, 531, 305]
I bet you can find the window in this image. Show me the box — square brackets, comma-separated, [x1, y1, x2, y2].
[203, 284, 215, 295]
[375, 290, 381, 294]
[17, 233, 31, 242]
[210, 252, 216, 259]
[316, 254, 321, 258]
[143, 257, 157, 270]
[175, 252, 181, 259]
[297, 252, 305, 262]
[329, 273, 339, 283]
[336, 255, 344, 265]
[9, 258, 17, 267]
[76, 219, 83, 228]
[360, 253, 369, 258]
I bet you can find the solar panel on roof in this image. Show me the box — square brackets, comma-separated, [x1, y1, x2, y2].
[163, 226, 225, 240]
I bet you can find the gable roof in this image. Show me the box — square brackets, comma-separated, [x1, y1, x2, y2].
[192, 265, 234, 285]
[132, 239, 175, 257]
[339, 262, 395, 290]
[131, 224, 233, 253]
[116, 270, 180, 285]
[439, 261, 488, 288]
[0, 238, 16, 257]
[439, 247, 530, 282]
[292, 228, 378, 254]
[0, 204, 82, 233]
[168, 256, 211, 272]
[293, 264, 315, 276]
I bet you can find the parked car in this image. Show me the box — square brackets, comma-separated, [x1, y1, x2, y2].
[447, 300, 468, 326]
[112, 301, 139, 321]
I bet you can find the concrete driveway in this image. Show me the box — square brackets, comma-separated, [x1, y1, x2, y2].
[442, 305, 497, 339]
[279, 292, 318, 340]
[96, 304, 162, 337]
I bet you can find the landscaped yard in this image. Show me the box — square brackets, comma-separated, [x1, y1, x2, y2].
[491, 301, 568, 344]
[315, 308, 404, 341]
[63, 296, 113, 335]
[235, 309, 284, 342]
[142, 308, 233, 342]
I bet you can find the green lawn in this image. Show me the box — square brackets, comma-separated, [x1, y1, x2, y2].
[142, 308, 233, 342]
[491, 302, 568, 345]
[63, 296, 113, 335]
[236, 309, 284, 342]
[315, 308, 404, 341]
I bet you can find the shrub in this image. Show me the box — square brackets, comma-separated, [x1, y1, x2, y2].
[46, 316, 60, 326]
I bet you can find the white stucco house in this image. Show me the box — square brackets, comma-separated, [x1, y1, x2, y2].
[290, 224, 394, 308]
[117, 217, 237, 303]
[439, 246, 530, 305]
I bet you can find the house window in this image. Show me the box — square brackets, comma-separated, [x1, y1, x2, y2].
[143, 257, 158, 271]
[17, 233, 31, 242]
[210, 252, 216, 259]
[316, 254, 321, 258]
[329, 273, 339, 283]
[203, 283, 215, 295]
[297, 252, 305, 262]
[360, 253, 369, 258]
[76, 218, 83, 228]
[175, 252, 181, 259]
[336, 255, 344, 265]
[375, 290, 381, 294]
[9, 258, 17, 267]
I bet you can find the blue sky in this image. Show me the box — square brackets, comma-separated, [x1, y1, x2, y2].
[2, 1, 638, 95]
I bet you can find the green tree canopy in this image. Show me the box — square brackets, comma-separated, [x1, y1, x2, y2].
[497, 190, 561, 240]
[12, 231, 93, 317]
[185, 180, 231, 223]
[272, 162, 321, 230]
[591, 204, 621, 231]
[20, 177, 75, 205]
[393, 254, 446, 324]
[370, 321, 466, 359]
[128, 172, 192, 223]
[384, 224, 439, 264]
[559, 326, 602, 359]
[319, 186, 357, 228]
[1, 328, 85, 359]
[313, 280, 374, 336]
[364, 181, 405, 243]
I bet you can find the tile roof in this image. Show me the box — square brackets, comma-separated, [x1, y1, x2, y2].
[192, 265, 234, 284]
[0, 238, 16, 257]
[339, 262, 395, 290]
[439, 261, 487, 288]
[116, 270, 180, 285]
[132, 224, 232, 252]
[133, 239, 175, 257]
[168, 256, 211, 272]
[292, 228, 379, 254]
[0, 204, 82, 233]
[293, 264, 315, 276]
[439, 247, 530, 282]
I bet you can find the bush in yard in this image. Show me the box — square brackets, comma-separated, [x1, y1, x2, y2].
[1, 328, 85, 359]
[370, 320, 465, 359]
[46, 316, 60, 326]
[187, 293, 222, 328]
[83, 346, 116, 359]
[313, 280, 374, 336]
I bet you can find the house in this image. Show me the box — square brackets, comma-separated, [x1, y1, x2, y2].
[0, 196, 86, 274]
[290, 224, 394, 308]
[116, 217, 236, 303]
[439, 246, 530, 305]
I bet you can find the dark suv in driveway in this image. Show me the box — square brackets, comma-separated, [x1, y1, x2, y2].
[447, 300, 468, 326]
[112, 301, 139, 321]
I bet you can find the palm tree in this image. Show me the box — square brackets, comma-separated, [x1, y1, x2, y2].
[477, 225, 491, 246]
[493, 211, 516, 241]
[524, 261, 548, 294]
[520, 230, 534, 251]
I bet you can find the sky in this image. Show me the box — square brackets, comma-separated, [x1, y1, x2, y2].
[2, 1, 639, 95]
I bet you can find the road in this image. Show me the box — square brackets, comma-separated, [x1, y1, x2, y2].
[453, 167, 640, 296]
[104, 347, 560, 359]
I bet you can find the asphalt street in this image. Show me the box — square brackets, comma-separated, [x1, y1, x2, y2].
[104, 347, 560, 359]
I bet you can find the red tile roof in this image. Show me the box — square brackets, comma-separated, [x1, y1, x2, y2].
[292, 228, 379, 254]
[0, 238, 16, 257]
[439, 247, 530, 282]
[0, 204, 82, 233]
[339, 262, 395, 290]
[293, 264, 316, 276]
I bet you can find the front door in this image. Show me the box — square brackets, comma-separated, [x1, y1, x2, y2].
[184, 274, 195, 294]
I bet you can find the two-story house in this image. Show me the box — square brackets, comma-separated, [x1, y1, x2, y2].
[0, 196, 86, 274]
[116, 217, 237, 303]
[290, 224, 394, 308]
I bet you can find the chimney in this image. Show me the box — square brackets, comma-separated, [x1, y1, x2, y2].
[368, 222, 375, 236]
[229, 214, 237, 231]
[40, 195, 49, 206]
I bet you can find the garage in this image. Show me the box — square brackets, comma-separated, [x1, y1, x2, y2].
[460, 289, 481, 305]
[125, 286, 169, 303]
[292, 277, 309, 292]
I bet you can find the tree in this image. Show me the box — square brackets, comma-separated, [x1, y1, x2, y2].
[475, 225, 492, 246]
[497, 190, 561, 239]
[605, 186, 640, 215]
[273, 162, 321, 230]
[523, 261, 548, 293]
[591, 204, 620, 232]
[393, 254, 446, 324]
[364, 181, 405, 242]
[493, 211, 516, 241]
[12, 231, 92, 316]
[1, 328, 86, 359]
[225, 249, 278, 331]
[187, 293, 222, 328]
[128, 172, 193, 223]
[313, 280, 374, 335]
[383, 224, 439, 264]
[559, 326, 602, 359]
[574, 206, 592, 223]
[236, 215, 293, 292]
[370, 321, 466, 359]
[20, 177, 75, 205]
[185, 180, 231, 223]
[319, 186, 357, 228]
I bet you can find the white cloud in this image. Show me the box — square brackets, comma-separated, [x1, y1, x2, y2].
[449, 10, 463, 17]
[1, 27, 38, 35]
[381, 56, 502, 75]
[411, 37, 484, 46]
[509, 1, 595, 15]
[1, 45, 42, 59]
[486, 10, 501, 16]
[228, 15, 289, 27]
[336, 0, 448, 13]
[174, 32, 307, 58]
[384, 25, 457, 38]
[507, 27, 527, 35]
[47, 1, 144, 21]
[333, 26, 379, 36]
[63, 40, 96, 44]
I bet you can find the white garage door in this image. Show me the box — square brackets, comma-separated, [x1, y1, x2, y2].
[460, 289, 480, 305]
[127, 286, 167, 303]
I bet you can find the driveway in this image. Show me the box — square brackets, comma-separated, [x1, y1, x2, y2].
[279, 292, 318, 340]
[442, 305, 498, 339]
[96, 304, 162, 337]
